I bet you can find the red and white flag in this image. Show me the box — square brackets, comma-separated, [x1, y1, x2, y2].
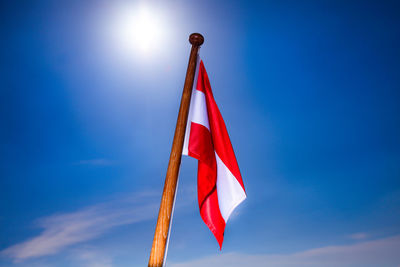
[183, 57, 246, 248]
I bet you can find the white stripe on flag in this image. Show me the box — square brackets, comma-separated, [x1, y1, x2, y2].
[215, 152, 247, 222]
[183, 55, 201, 156]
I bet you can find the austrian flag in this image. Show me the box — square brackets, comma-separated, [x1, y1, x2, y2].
[183, 58, 246, 248]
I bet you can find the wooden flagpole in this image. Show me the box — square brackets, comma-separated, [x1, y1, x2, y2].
[148, 33, 204, 267]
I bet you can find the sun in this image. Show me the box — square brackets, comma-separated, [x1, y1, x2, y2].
[109, 4, 168, 57]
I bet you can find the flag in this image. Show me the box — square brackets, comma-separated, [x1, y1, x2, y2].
[183, 57, 246, 249]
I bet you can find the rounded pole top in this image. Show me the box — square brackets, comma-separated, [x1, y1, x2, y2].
[189, 33, 204, 46]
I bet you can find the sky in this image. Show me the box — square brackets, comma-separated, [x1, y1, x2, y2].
[1, 0, 400, 266]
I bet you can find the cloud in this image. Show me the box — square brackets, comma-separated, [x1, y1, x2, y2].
[348, 232, 368, 240]
[73, 248, 113, 267]
[1, 192, 159, 262]
[76, 159, 115, 166]
[170, 235, 400, 267]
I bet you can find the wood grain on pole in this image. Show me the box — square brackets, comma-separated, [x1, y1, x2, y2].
[148, 33, 204, 267]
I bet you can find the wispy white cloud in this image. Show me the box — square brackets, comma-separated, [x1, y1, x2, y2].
[76, 159, 115, 166]
[1, 192, 159, 262]
[170, 235, 400, 267]
[73, 248, 113, 267]
[348, 232, 368, 240]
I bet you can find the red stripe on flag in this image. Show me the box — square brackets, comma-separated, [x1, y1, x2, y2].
[198, 184, 225, 249]
[188, 122, 216, 203]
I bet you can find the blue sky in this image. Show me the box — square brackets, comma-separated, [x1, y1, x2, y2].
[1, 0, 400, 266]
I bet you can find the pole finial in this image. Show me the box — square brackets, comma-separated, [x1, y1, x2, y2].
[189, 33, 204, 46]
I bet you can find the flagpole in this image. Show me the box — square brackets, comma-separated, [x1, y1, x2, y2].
[148, 33, 204, 267]
[162, 172, 179, 267]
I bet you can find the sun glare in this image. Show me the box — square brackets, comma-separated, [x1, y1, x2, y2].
[110, 4, 168, 57]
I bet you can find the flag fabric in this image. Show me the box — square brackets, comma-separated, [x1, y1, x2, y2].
[183, 57, 246, 249]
